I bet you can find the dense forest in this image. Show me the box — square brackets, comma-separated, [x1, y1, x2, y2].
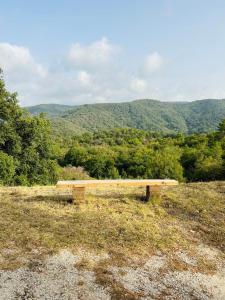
[59, 125, 225, 182]
[27, 98, 225, 137]
[0, 72, 225, 185]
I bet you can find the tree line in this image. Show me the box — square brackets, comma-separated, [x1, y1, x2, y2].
[61, 126, 225, 182]
[0, 72, 225, 185]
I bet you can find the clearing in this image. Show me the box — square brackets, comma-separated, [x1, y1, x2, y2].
[0, 182, 224, 299]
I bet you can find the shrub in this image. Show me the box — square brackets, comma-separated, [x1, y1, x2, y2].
[59, 166, 91, 180]
[149, 147, 184, 181]
[0, 151, 15, 185]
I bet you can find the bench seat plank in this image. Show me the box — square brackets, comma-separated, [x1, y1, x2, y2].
[57, 179, 178, 188]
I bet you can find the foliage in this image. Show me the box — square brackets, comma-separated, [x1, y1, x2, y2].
[148, 146, 183, 181]
[60, 126, 225, 182]
[0, 71, 58, 185]
[0, 151, 15, 185]
[64, 145, 89, 166]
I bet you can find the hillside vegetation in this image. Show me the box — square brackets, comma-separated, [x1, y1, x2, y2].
[59, 125, 225, 183]
[26, 104, 73, 116]
[26, 98, 225, 135]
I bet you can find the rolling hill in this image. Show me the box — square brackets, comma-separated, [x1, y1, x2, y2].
[26, 104, 73, 116]
[26, 98, 225, 136]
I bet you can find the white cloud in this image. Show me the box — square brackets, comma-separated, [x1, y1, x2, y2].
[0, 41, 167, 106]
[77, 70, 92, 86]
[0, 43, 47, 80]
[1, 41, 224, 107]
[68, 38, 118, 68]
[130, 78, 147, 93]
[144, 52, 164, 73]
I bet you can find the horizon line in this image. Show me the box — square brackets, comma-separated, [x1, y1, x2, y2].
[23, 97, 225, 108]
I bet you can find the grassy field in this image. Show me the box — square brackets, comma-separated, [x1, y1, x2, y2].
[0, 182, 224, 299]
[0, 182, 224, 270]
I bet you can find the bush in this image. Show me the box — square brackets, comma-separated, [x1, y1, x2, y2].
[64, 146, 88, 166]
[0, 151, 15, 185]
[149, 147, 184, 181]
[59, 166, 91, 180]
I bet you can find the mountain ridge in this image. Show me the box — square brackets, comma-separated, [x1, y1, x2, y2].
[25, 98, 225, 136]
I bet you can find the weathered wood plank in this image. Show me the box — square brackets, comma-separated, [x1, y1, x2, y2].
[72, 187, 85, 203]
[146, 185, 162, 201]
[56, 179, 178, 189]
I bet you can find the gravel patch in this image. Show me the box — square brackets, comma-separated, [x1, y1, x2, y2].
[196, 244, 222, 260]
[0, 247, 224, 300]
[0, 250, 110, 300]
[110, 252, 225, 300]
[176, 251, 197, 266]
[110, 255, 167, 298]
[162, 269, 225, 300]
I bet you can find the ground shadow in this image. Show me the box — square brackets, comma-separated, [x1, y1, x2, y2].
[93, 192, 147, 203]
[23, 195, 74, 205]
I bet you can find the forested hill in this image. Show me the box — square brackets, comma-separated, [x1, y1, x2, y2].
[26, 104, 73, 116]
[26, 98, 225, 135]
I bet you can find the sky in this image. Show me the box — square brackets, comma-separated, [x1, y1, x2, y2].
[0, 0, 225, 106]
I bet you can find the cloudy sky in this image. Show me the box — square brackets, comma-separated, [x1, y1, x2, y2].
[1, 0, 225, 106]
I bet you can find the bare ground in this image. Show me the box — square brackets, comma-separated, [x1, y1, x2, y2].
[0, 246, 224, 300]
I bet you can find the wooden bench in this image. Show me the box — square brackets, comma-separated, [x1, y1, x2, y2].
[56, 179, 178, 203]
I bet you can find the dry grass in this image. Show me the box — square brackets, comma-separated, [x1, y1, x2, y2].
[94, 262, 142, 300]
[0, 182, 224, 271]
[162, 181, 225, 252]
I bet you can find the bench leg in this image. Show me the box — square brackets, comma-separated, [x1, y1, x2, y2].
[72, 187, 85, 203]
[146, 185, 161, 201]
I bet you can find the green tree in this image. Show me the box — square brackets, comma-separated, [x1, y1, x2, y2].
[64, 145, 88, 166]
[194, 156, 223, 181]
[85, 146, 119, 179]
[0, 151, 15, 185]
[0, 70, 59, 185]
[181, 147, 199, 181]
[150, 146, 183, 181]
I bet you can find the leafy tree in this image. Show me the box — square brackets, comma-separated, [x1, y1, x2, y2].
[193, 156, 223, 181]
[0, 70, 58, 185]
[64, 145, 88, 166]
[181, 140, 224, 181]
[85, 147, 119, 179]
[0, 151, 15, 185]
[150, 146, 183, 181]
[115, 147, 153, 178]
[181, 147, 199, 181]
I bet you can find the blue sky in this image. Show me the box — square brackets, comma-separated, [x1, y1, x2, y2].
[0, 0, 225, 106]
